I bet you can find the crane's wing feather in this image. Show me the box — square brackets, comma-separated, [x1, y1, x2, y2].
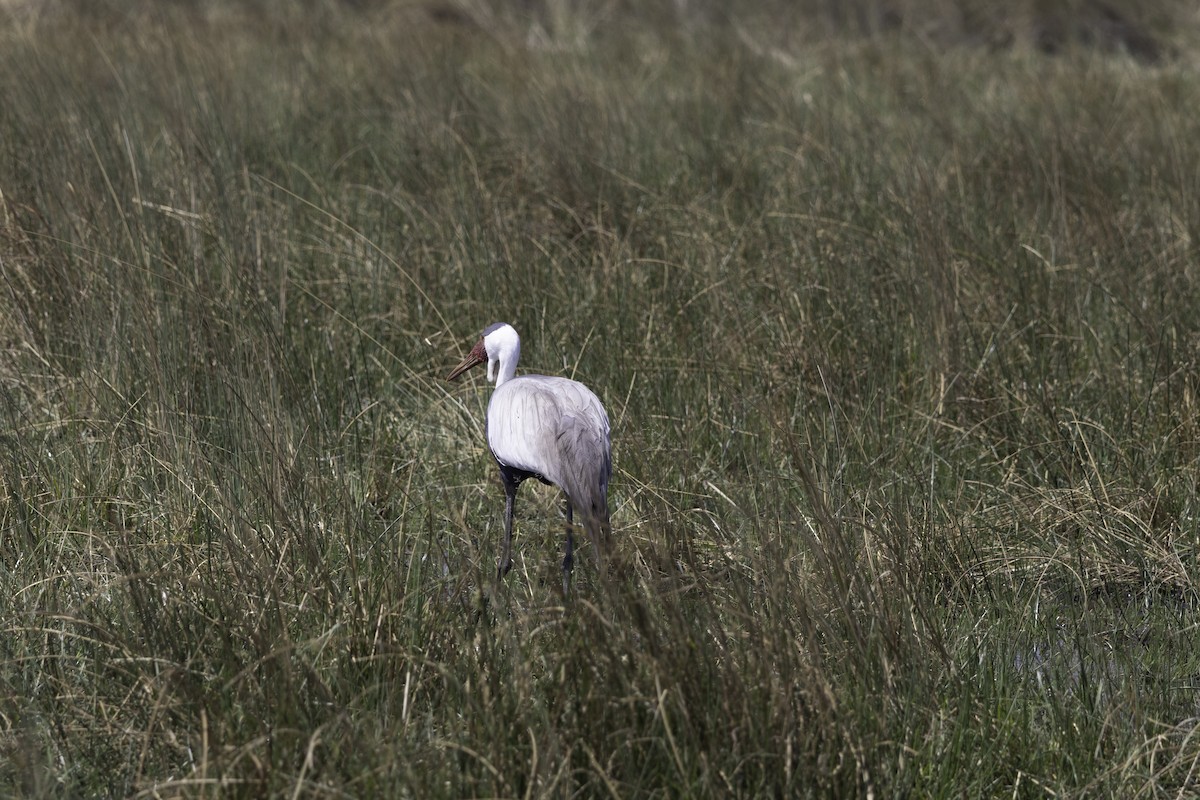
[487, 375, 611, 523]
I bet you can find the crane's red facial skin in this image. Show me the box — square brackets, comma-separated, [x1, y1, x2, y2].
[446, 338, 487, 381]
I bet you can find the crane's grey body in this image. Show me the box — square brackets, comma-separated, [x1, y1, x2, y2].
[447, 323, 612, 592]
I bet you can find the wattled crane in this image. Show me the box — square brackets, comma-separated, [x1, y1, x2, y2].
[447, 322, 611, 593]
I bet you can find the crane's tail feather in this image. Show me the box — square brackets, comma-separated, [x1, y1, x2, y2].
[579, 515, 612, 571]
[555, 413, 612, 550]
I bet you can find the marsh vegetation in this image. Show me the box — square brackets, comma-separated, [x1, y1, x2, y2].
[2, 1, 1200, 796]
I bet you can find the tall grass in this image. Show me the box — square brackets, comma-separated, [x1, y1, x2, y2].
[2, 1, 1200, 796]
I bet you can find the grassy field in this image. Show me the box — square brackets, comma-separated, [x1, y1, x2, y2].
[2, 0, 1200, 796]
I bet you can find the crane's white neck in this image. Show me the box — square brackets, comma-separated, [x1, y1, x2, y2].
[484, 323, 521, 388]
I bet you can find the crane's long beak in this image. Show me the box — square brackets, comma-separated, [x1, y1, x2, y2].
[446, 339, 487, 381]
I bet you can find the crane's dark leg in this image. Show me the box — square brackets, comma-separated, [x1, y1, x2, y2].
[499, 471, 518, 579]
[562, 494, 574, 596]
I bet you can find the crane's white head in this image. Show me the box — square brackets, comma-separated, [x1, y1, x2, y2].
[446, 322, 521, 387]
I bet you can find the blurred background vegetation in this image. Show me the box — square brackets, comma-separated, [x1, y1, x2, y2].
[1, 0, 1199, 797]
